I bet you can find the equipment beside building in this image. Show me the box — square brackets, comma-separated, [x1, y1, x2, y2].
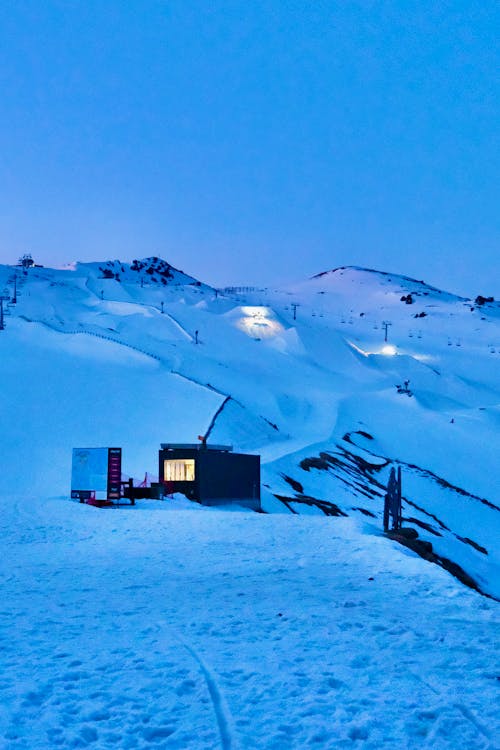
[159, 443, 261, 511]
[70, 443, 261, 510]
[71, 447, 124, 506]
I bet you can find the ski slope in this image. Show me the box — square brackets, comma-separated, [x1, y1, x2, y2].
[1, 258, 498, 597]
[0, 256, 499, 748]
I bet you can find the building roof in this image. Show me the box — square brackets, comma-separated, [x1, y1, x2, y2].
[160, 443, 233, 452]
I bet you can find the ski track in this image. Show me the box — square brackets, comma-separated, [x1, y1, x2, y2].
[162, 311, 196, 341]
[406, 667, 498, 749]
[176, 634, 235, 750]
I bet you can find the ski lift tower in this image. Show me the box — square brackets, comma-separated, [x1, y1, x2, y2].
[0, 289, 10, 331]
[383, 466, 402, 531]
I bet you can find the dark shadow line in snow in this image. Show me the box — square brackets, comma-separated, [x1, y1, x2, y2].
[170, 369, 230, 399]
[204, 397, 232, 442]
[274, 494, 347, 517]
[352, 506, 377, 518]
[263, 417, 279, 431]
[402, 516, 443, 537]
[273, 496, 298, 514]
[281, 474, 304, 494]
[403, 498, 450, 532]
[454, 535, 488, 555]
[405, 461, 500, 513]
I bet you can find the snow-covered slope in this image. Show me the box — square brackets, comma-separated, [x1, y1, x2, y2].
[0, 259, 499, 600]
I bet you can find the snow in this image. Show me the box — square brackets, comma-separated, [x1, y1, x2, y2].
[0, 257, 499, 747]
[1, 497, 498, 750]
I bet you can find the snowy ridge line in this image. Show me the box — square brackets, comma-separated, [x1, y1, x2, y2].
[311, 265, 470, 299]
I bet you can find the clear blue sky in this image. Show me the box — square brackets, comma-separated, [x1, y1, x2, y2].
[0, 1, 498, 295]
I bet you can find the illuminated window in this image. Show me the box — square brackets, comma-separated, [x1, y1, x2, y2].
[164, 459, 195, 482]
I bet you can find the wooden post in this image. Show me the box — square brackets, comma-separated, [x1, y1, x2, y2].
[397, 467, 402, 529]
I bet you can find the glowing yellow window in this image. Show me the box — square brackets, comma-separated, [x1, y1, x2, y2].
[164, 459, 195, 482]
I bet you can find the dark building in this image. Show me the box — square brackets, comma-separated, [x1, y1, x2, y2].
[158, 443, 260, 511]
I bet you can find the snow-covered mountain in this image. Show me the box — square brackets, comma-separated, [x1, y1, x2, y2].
[1, 256, 499, 749]
[1, 257, 499, 599]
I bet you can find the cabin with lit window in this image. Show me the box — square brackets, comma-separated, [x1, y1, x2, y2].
[158, 443, 261, 511]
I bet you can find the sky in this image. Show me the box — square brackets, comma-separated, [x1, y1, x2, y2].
[0, 1, 498, 296]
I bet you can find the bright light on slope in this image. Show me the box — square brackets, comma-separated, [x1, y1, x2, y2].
[236, 306, 284, 339]
[381, 344, 397, 356]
